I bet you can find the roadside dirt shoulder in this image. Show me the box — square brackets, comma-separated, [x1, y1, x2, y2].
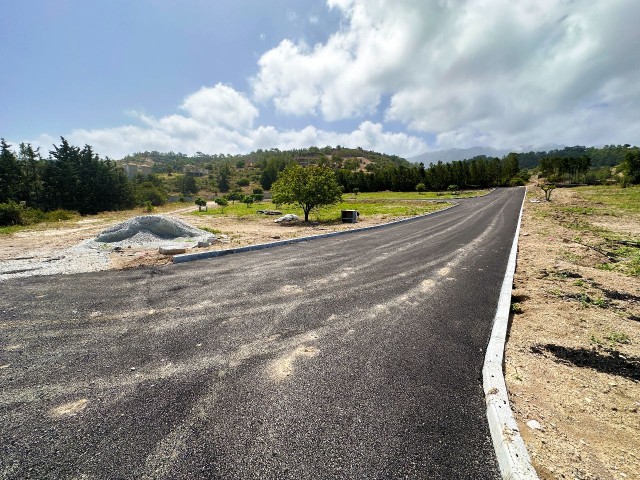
[506, 187, 640, 479]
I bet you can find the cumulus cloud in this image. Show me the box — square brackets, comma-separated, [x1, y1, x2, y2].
[252, 0, 640, 148]
[49, 84, 426, 159]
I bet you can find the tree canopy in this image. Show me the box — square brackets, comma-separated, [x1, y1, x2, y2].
[271, 164, 343, 222]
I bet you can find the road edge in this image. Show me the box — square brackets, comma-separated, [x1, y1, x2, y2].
[482, 187, 539, 479]
[173, 202, 457, 263]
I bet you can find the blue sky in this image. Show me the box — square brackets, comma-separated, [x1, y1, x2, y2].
[2, 1, 639, 158]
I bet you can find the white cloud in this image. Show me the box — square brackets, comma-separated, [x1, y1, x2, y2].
[30, 85, 426, 159]
[252, 0, 640, 148]
[180, 83, 258, 130]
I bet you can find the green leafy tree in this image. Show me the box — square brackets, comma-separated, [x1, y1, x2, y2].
[271, 164, 343, 222]
[415, 183, 426, 194]
[195, 197, 207, 211]
[214, 197, 228, 212]
[621, 151, 640, 185]
[181, 173, 198, 195]
[242, 195, 254, 208]
[227, 192, 243, 203]
[0, 139, 22, 203]
[540, 183, 556, 201]
[217, 164, 231, 192]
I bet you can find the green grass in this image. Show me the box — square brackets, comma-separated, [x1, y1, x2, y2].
[0, 225, 24, 235]
[192, 198, 449, 222]
[574, 185, 640, 214]
[555, 185, 640, 276]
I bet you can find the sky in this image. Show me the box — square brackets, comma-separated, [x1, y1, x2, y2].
[1, 0, 639, 159]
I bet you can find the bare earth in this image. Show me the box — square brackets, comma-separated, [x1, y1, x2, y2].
[506, 187, 640, 479]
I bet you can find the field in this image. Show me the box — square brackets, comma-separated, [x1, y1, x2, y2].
[0, 190, 460, 275]
[506, 185, 640, 479]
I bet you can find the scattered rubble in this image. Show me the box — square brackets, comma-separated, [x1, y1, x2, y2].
[274, 214, 299, 223]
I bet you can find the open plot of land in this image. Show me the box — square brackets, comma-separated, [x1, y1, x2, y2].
[506, 185, 640, 479]
[0, 193, 457, 278]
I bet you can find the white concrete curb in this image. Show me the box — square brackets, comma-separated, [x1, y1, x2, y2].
[483, 188, 538, 479]
[173, 202, 457, 264]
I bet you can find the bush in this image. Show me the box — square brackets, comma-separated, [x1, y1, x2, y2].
[0, 201, 24, 226]
[252, 193, 264, 201]
[447, 184, 459, 191]
[43, 209, 78, 222]
[237, 178, 250, 187]
[227, 192, 243, 203]
[509, 177, 526, 187]
[214, 197, 228, 211]
[252, 187, 263, 195]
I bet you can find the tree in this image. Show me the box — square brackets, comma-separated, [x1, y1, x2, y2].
[415, 183, 426, 194]
[214, 197, 228, 212]
[621, 151, 640, 185]
[242, 195, 254, 208]
[195, 197, 207, 211]
[0, 139, 21, 203]
[540, 183, 555, 201]
[217, 164, 231, 192]
[227, 192, 243, 203]
[271, 164, 343, 222]
[181, 173, 198, 195]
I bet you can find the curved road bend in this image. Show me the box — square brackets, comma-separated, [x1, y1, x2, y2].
[1, 187, 525, 479]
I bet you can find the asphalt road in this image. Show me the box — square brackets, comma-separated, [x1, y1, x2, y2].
[1, 187, 525, 479]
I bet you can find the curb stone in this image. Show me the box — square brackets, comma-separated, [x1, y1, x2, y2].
[173, 203, 457, 264]
[483, 187, 539, 479]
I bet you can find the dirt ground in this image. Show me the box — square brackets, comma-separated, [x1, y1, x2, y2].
[506, 187, 640, 479]
[0, 202, 445, 271]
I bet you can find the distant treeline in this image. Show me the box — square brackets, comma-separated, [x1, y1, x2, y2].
[0, 138, 135, 214]
[2, 136, 638, 226]
[516, 144, 638, 169]
[0, 138, 173, 220]
[335, 153, 524, 192]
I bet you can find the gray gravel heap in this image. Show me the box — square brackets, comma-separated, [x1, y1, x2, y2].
[0, 215, 214, 281]
[94, 215, 212, 247]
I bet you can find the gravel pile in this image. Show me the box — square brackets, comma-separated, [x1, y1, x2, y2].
[0, 215, 214, 282]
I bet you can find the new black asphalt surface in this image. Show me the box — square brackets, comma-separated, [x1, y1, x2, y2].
[1, 187, 525, 479]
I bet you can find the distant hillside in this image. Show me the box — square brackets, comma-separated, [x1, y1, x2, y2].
[409, 147, 512, 165]
[409, 144, 638, 169]
[118, 146, 411, 174]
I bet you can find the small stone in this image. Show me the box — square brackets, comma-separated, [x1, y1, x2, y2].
[130, 367, 136, 371]
[526, 419, 542, 430]
[159, 245, 187, 255]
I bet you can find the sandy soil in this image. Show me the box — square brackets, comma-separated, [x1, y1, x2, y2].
[506, 187, 640, 479]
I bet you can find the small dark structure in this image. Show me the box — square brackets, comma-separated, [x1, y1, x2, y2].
[341, 210, 359, 223]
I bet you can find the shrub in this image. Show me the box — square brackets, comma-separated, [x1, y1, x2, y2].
[214, 197, 228, 212]
[447, 184, 459, 191]
[237, 178, 250, 187]
[0, 201, 24, 226]
[242, 195, 254, 207]
[252, 187, 263, 195]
